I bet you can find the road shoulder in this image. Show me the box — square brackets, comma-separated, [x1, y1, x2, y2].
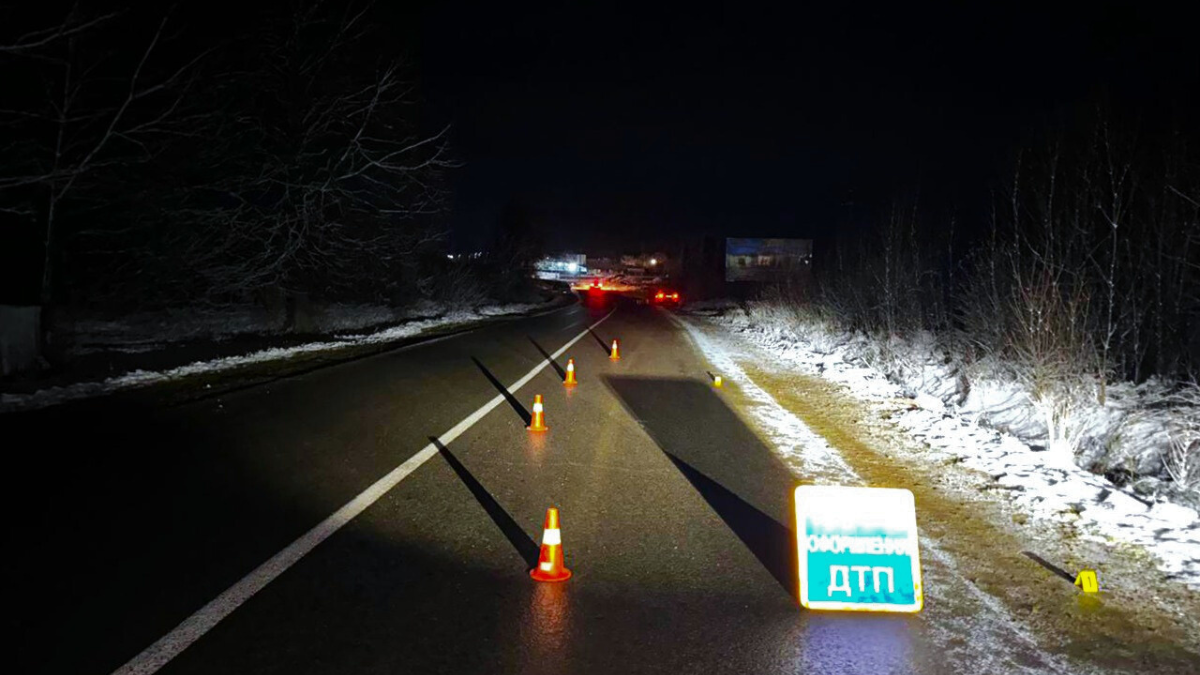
[0, 293, 577, 413]
[678, 312, 1200, 675]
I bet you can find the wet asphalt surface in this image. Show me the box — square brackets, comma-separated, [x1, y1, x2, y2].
[5, 294, 968, 674]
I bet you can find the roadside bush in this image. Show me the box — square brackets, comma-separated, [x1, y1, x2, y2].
[760, 108, 1200, 488]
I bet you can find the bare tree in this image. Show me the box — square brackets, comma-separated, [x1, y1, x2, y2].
[0, 5, 204, 337]
[1091, 114, 1137, 403]
[154, 3, 454, 308]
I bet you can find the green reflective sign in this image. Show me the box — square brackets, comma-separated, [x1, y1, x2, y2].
[795, 486, 923, 612]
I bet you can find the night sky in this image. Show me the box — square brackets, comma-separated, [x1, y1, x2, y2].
[407, 1, 1200, 252]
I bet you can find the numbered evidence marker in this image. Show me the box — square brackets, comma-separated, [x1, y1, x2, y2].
[1074, 569, 1099, 594]
[795, 485, 924, 613]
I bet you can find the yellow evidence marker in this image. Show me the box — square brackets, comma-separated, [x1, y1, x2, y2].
[1074, 569, 1099, 593]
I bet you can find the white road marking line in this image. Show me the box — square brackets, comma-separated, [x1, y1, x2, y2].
[111, 307, 616, 675]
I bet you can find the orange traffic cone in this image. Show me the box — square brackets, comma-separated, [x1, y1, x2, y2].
[564, 358, 578, 386]
[528, 394, 548, 431]
[610, 339, 621, 361]
[530, 507, 572, 582]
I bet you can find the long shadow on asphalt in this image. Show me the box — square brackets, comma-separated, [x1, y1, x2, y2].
[471, 356, 532, 426]
[586, 327, 613, 356]
[432, 437, 540, 567]
[527, 337, 567, 380]
[603, 375, 799, 600]
[1021, 551, 1076, 583]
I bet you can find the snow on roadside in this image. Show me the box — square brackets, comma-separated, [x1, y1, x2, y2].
[671, 315, 857, 482]
[674, 312, 1086, 674]
[681, 303, 1200, 591]
[60, 299, 451, 353]
[1, 303, 545, 414]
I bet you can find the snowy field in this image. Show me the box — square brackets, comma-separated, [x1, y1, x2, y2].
[680, 301, 1200, 590]
[1, 301, 548, 413]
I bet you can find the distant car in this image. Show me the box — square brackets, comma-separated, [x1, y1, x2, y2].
[651, 289, 681, 306]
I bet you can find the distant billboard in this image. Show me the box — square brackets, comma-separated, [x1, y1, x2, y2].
[725, 238, 812, 282]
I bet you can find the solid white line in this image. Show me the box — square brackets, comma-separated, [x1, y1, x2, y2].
[111, 307, 616, 675]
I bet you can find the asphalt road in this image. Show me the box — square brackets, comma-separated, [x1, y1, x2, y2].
[5, 294, 997, 674]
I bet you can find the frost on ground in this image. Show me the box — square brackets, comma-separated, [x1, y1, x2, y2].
[671, 315, 1089, 675]
[1, 302, 546, 413]
[673, 317, 854, 482]
[680, 300, 1200, 591]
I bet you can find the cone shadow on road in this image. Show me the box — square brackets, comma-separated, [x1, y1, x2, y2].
[527, 337, 566, 380]
[603, 375, 799, 599]
[586, 328, 612, 355]
[1021, 551, 1076, 584]
[471, 356, 532, 426]
[431, 437, 541, 567]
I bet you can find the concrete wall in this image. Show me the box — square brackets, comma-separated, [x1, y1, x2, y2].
[1, 305, 41, 376]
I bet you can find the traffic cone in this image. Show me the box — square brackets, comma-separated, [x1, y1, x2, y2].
[530, 507, 572, 582]
[610, 339, 621, 361]
[528, 394, 548, 432]
[564, 358, 578, 386]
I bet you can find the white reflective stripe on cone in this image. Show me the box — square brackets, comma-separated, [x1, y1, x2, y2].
[542, 528, 561, 546]
[533, 402, 544, 412]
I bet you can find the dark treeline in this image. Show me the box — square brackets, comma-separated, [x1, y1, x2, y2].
[802, 107, 1200, 389]
[0, 2, 541, 318]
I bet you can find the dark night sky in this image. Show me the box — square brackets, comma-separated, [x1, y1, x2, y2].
[406, 1, 1200, 252]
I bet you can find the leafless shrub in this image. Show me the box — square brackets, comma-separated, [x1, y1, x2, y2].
[1163, 384, 1200, 493]
[434, 260, 489, 309]
[777, 105, 1199, 474]
[1166, 424, 1200, 492]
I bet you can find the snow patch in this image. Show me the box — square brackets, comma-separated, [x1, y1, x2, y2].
[672, 314, 857, 482]
[684, 304, 1200, 591]
[2, 303, 546, 413]
[675, 312, 1084, 673]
